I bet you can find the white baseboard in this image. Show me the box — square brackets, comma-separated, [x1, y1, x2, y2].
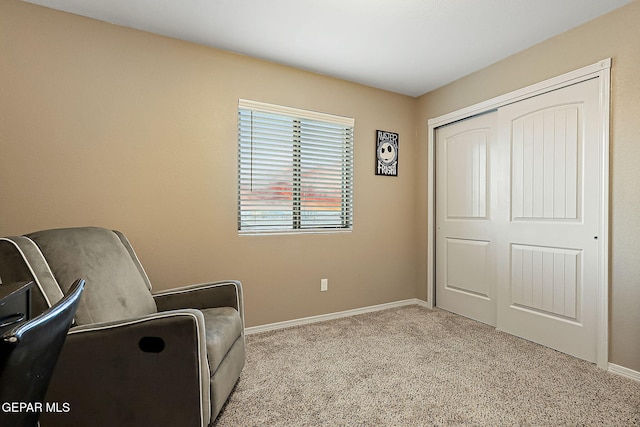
[608, 363, 640, 382]
[245, 298, 429, 335]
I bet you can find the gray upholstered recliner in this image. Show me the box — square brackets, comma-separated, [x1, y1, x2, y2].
[0, 227, 244, 427]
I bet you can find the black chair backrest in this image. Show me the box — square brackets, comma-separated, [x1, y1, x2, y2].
[0, 278, 85, 427]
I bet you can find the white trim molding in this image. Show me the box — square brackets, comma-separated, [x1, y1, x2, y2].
[245, 299, 429, 335]
[426, 58, 611, 370]
[238, 98, 354, 127]
[608, 363, 640, 383]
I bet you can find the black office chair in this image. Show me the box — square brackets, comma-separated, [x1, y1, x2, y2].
[0, 279, 85, 427]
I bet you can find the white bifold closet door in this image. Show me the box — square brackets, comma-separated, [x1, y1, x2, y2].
[436, 112, 498, 327]
[495, 78, 600, 362]
[436, 78, 600, 362]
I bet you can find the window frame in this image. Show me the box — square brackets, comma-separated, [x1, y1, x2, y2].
[237, 99, 355, 235]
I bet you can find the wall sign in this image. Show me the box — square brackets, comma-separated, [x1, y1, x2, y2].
[375, 130, 398, 176]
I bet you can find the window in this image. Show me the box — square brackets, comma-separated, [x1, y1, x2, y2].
[238, 99, 354, 233]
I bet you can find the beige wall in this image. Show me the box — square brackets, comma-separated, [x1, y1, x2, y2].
[2, 0, 638, 373]
[0, 1, 420, 327]
[416, 0, 640, 371]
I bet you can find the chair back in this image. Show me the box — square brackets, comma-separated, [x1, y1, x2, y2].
[24, 227, 158, 325]
[0, 279, 85, 427]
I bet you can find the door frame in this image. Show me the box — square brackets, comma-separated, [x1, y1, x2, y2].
[426, 58, 611, 369]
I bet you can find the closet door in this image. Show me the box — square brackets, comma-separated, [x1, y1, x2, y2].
[435, 112, 497, 326]
[495, 78, 600, 362]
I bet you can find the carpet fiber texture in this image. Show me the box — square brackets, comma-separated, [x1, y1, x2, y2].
[215, 305, 639, 426]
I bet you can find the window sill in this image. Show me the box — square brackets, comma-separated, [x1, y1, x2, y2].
[238, 228, 352, 237]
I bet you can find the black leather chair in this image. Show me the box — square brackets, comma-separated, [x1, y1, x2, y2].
[0, 279, 85, 427]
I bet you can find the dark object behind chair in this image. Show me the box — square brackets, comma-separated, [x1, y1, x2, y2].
[0, 279, 85, 427]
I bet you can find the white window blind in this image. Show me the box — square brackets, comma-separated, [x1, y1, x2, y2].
[238, 99, 354, 233]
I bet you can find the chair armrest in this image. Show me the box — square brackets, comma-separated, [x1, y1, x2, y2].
[153, 280, 244, 325]
[41, 310, 211, 427]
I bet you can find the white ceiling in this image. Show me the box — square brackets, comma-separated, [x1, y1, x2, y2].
[23, 0, 631, 97]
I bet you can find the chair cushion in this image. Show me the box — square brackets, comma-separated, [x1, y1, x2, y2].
[201, 307, 243, 374]
[27, 227, 157, 325]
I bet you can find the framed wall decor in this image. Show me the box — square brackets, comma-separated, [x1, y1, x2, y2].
[375, 130, 398, 176]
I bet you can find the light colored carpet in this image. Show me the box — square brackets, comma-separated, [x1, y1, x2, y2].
[215, 305, 640, 426]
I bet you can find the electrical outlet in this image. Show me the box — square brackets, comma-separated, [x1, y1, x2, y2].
[321, 278, 328, 292]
